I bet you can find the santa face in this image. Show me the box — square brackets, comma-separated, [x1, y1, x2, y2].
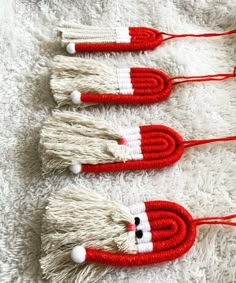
[130, 201, 196, 256]
[71, 200, 197, 267]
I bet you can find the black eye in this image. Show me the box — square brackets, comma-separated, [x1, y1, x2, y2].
[135, 230, 143, 239]
[135, 217, 140, 226]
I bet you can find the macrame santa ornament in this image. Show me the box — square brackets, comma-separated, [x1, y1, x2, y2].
[39, 111, 236, 174]
[41, 188, 236, 283]
[58, 23, 236, 54]
[50, 55, 236, 107]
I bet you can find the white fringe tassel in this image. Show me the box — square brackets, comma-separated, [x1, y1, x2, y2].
[40, 188, 137, 283]
[39, 111, 130, 173]
[58, 22, 131, 46]
[50, 55, 120, 107]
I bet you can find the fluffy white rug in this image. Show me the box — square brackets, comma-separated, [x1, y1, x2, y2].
[1, 0, 236, 282]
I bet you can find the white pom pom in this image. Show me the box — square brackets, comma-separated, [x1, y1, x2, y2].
[69, 163, 82, 174]
[71, 246, 86, 263]
[70, 90, 81, 104]
[66, 43, 76, 55]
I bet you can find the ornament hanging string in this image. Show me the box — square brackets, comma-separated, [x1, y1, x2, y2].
[161, 29, 236, 42]
[171, 67, 236, 86]
[183, 136, 236, 148]
[194, 214, 236, 226]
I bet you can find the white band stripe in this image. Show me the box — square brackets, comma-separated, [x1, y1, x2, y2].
[137, 232, 152, 244]
[124, 134, 141, 142]
[137, 242, 153, 253]
[117, 68, 133, 95]
[131, 153, 143, 160]
[115, 27, 131, 43]
[129, 146, 142, 154]
[117, 68, 130, 74]
[123, 127, 143, 160]
[137, 222, 151, 232]
[125, 127, 140, 135]
[129, 202, 146, 214]
[135, 212, 149, 223]
[127, 140, 141, 147]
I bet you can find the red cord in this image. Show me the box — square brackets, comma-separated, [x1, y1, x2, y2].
[194, 214, 236, 226]
[171, 67, 236, 86]
[162, 29, 236, 42]
[183, 136, 236, 148]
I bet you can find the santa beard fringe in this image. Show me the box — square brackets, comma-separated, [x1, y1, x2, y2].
[39, 111, 129, 174]
[40, 188, 136, 283]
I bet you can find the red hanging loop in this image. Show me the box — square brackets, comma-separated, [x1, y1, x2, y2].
[161, 29, 236, 42]
[171, 67, 236, 86]
[183, 136, 236, 148]
[194, 214, 236, 227]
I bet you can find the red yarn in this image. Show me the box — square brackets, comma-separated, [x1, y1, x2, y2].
[171, 67, 236, 86]
[72, 26, 236, 53]
[183, 136, 236, 148]
[83, 201, 196, 267]
[162, 29, 236, 42]
[79, 67, 235, 105]
[194, 214, 236, 226]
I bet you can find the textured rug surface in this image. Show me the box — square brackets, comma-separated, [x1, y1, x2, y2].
[1, 0, 236, 282]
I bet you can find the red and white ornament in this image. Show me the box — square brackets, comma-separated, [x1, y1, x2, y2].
[50, 56, 236, 107]
[40, 112, 236, 174]
[41, 188, 236, 283]
[58, 23, 236, 53]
